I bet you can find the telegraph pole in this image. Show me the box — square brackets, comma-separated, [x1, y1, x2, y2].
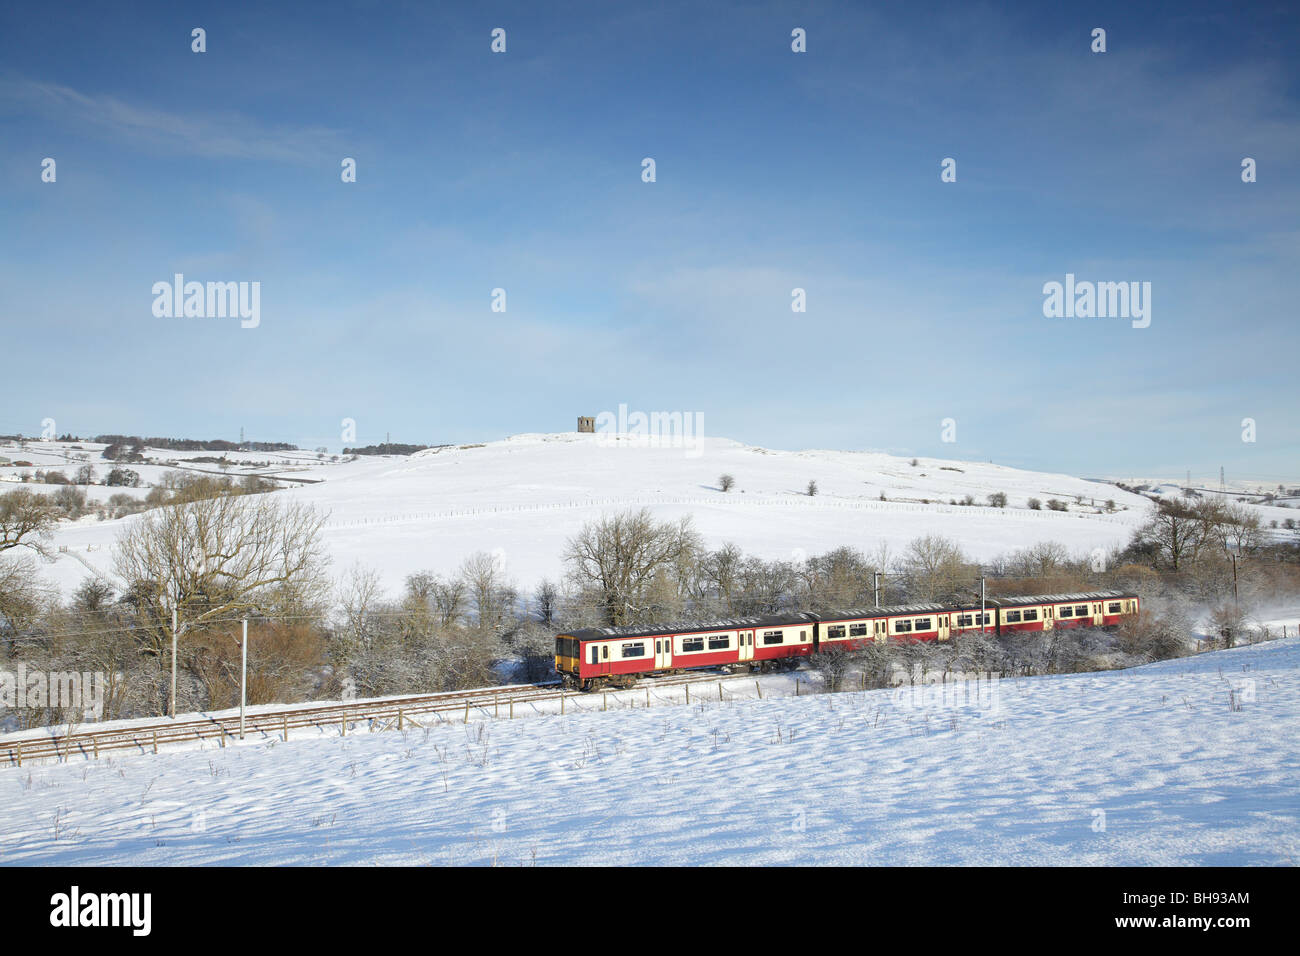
[170, 604, 178, 718]
[873, 572, 880, 608]
[980, 574, 987, 634]
[240, 619, 248, 740]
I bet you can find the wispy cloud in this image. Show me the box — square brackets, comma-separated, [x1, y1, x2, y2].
[2, 78, 344, 163]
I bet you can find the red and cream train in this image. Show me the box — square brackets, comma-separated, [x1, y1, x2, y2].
[555, 590, 1140, 690]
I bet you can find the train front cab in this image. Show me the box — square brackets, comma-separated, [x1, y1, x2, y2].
[555, 634, 581, 684]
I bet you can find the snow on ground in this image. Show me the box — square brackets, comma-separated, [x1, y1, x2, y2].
[14, 434, 1160, 597]
[2, 637, 1297, 866]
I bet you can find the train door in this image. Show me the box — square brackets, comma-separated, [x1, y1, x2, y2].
[1092, 603, 1103, 626]
[1043, 606, 1054, 631]
[939, 615, 950, 641]
[589, 643, 604, 677]
[738, 630, 753, 662]
[655, 636, 673, 670]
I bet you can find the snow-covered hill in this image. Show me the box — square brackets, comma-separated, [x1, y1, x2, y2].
[3, 636, 1296, 865]
[6, 433, 1164, 596]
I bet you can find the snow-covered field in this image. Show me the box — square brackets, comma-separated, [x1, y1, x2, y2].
[2, 637, 1296, 866]
[6, 434, 1161, 597]
[7, 433, 1297, 598]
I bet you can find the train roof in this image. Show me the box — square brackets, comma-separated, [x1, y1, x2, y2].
[559, 591, 1139, 641]
[985, 590, 1135, 608]
[562, 612, 818, 642]
[815, 591, 1135, 619]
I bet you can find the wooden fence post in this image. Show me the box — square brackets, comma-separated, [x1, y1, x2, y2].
[283, 714, 288, 741]
[464, 701, 470, 724]
[152, 730, 158, 754]
[341, 714, 347, 736]
[718, 681, 723, 702]
[685, 685, 690, 705]
[755, 681, 762, 699]
[15, 743, 20, 767]
[561, 691, 565, 715]
[93, 738, 99, 760]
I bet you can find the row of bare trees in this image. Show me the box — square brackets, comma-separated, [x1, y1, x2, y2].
[3, 495, 1298, 729]
[1, 487, 332, 725]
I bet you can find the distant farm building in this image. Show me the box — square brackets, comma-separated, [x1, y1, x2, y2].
[577, 416, 595, 433]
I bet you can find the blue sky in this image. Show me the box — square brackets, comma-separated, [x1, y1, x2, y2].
[1, 0, 1297, 481]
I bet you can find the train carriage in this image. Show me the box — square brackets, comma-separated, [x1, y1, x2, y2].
[555, 591, 1139, 690]
[557, 614, 817, 690]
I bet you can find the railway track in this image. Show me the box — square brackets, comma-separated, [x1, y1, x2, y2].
[0, 668, 774, 768]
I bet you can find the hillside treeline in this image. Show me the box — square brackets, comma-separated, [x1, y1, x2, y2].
[1, 489, 1297, 730]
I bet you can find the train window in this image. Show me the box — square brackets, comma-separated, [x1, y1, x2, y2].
[621, 642, 646, 658]
[1075, 605, 1088, 615]
[956, 614, 972, 627]
[895, 620, 912, 633]
[849, 623, 868, 637]
[1005, 610, 1021, 623]
[1059, 607, 1073, 617]
[1023, 610, 1038, 621]
[762, 630, 784, 645]
[1108, 602, 1121, 613]
[914, 618, 932, 630]
[682, 637, 705, 652]
[603, 646, 608, 659]
[828, 625, 846, 639]
[591, 646, 599, 664]
[708, 635, 730, 650]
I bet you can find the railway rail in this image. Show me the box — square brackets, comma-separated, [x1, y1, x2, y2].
[0, 668, 760, 768]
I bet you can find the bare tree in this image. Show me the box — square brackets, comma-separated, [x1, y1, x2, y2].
[114, 494, 330, 662]
[563, 508, 701, 626]
[431, 576, 468, 628]
[459, 550, 516, 630]
[534, 578, 558, 626]
[336, 561, 384, 656]
[1135, 500, 1201, 571]
[810, 643, 855, 692]
[1012, 540, 1071, 577]
[700, 543, 744, 612]
[733, 555, 797, 614]
[1217, 502, 1262, 556]
[719, 473, 735, 492]
[0, 552, 48, 632]
[1209, 601, 1251, 649]
[0, 489, 59, 556]
[901, 534, 972, 601]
